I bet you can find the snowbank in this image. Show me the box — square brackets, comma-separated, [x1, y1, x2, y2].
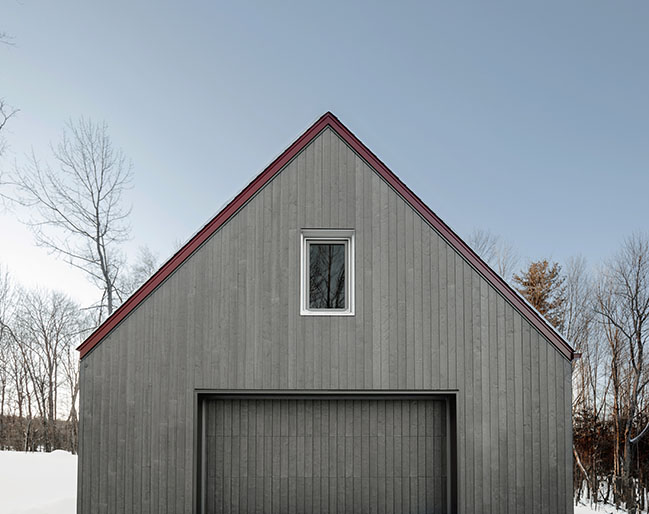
[0, 450, 77, 514]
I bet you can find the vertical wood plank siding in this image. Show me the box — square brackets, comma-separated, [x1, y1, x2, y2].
[78, 128, 573, 513]
[204, 399, 448, 514]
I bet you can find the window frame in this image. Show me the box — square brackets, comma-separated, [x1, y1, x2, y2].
[300, 229, 355, 316]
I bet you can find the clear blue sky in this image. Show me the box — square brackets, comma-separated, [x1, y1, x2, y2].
[2, 1, 648, 304]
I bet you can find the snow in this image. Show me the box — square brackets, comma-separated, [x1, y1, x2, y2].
[0, 450, 77, 514]
[575, 498, 649, 514]
[575, 503, 621, 513]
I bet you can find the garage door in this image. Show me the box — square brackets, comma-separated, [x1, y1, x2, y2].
[201, 398, 448, 513]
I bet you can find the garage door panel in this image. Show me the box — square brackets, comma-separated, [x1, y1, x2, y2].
[202, 398, 448, 513]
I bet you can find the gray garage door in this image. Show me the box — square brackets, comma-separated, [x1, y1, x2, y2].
[202, 398, 448, 514]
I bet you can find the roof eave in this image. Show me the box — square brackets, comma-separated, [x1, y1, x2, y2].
[78, 112, 575, 361]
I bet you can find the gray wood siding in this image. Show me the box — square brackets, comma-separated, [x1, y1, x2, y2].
[78, 127, 573, 513]
[203, 398, 447, 514]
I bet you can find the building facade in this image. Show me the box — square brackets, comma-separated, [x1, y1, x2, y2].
[77, 112, 575, 513]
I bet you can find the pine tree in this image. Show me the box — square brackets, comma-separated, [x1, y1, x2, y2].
[513, 260, 566, 330]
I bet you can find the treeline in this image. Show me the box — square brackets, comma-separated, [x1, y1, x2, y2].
[573, 411, 649, 511]
[472, 230, 649, 512]
[569, 235, 649, 513]
[0, 277, 84, 453]
[0, 264, 156, 454]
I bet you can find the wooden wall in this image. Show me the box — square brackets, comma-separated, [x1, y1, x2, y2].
[77, 127, 573, 513]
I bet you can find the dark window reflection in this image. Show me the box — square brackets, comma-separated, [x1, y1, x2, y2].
[309, 243, 346, 309]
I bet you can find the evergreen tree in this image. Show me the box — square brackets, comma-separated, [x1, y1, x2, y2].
[513, 259, 566, 330]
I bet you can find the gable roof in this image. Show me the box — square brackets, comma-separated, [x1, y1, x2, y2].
[78, 112, 576, 361]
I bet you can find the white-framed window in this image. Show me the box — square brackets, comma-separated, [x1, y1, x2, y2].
[300, 229, 355, 316]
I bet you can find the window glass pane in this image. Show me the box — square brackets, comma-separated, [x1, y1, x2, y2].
[309, 243, 346, 309]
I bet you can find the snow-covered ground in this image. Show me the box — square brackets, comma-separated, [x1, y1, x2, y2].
[576, 502, 647, 514]
[0, 450, 77, 514]
[0, 450, 644, 513]
[576, 499, 649, 514]
[576, 503, 620, 513]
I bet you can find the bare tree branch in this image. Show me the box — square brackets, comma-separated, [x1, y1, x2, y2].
[0, 99, 19, 203]
[0, 32, 14, 46]
[14, 118, 133, 318]
[468, 228, 519, 283]
[115, 245, 159, 301]
[593, 232, 649, 509]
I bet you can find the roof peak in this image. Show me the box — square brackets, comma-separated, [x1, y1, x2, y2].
[78, 113, 575, 361]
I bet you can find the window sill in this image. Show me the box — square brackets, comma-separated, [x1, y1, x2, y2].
[300, 309, 355, 317]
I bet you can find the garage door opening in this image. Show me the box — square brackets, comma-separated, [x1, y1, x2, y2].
[195, 394, 455, 514]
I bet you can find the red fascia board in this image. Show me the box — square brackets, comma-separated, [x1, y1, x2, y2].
[326, 116, 575, 361]
[77, 112, 334, 358]
[78, 112, 575, 361]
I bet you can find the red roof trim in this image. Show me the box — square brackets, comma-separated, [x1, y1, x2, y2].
[328, 116, 575, 361]
[78, 112, 575, 361]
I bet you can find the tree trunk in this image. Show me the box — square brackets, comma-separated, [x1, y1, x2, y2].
[623, 441, 637, 513]
[574, 446, 593, 500]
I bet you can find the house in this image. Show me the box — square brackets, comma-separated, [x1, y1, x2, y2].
[77, 112, 576, 513]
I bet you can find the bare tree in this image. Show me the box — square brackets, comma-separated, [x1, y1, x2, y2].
[3, 289, 81, 451]
[0, 278, 35, 450]
[117, 245, 159, 299]
[6, 340, 34, 450]
[469, 228, 498, 264]
[468, 228, 519, 282]
[1, 31, 18, 206]
[0, 99, 18, 157]
[0, 265, 13, 444]
[565, 257, 607, 427]
[565, 257, 591, 411]
[0, 99, 19, 203]
[15, 118, 133, 319]
[61, 341, 80, 453]
[564, 256, 612, 504]
[0, 265, 85, 452]
[564, 256, 595, 351]
[595, 233, 649, 513]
